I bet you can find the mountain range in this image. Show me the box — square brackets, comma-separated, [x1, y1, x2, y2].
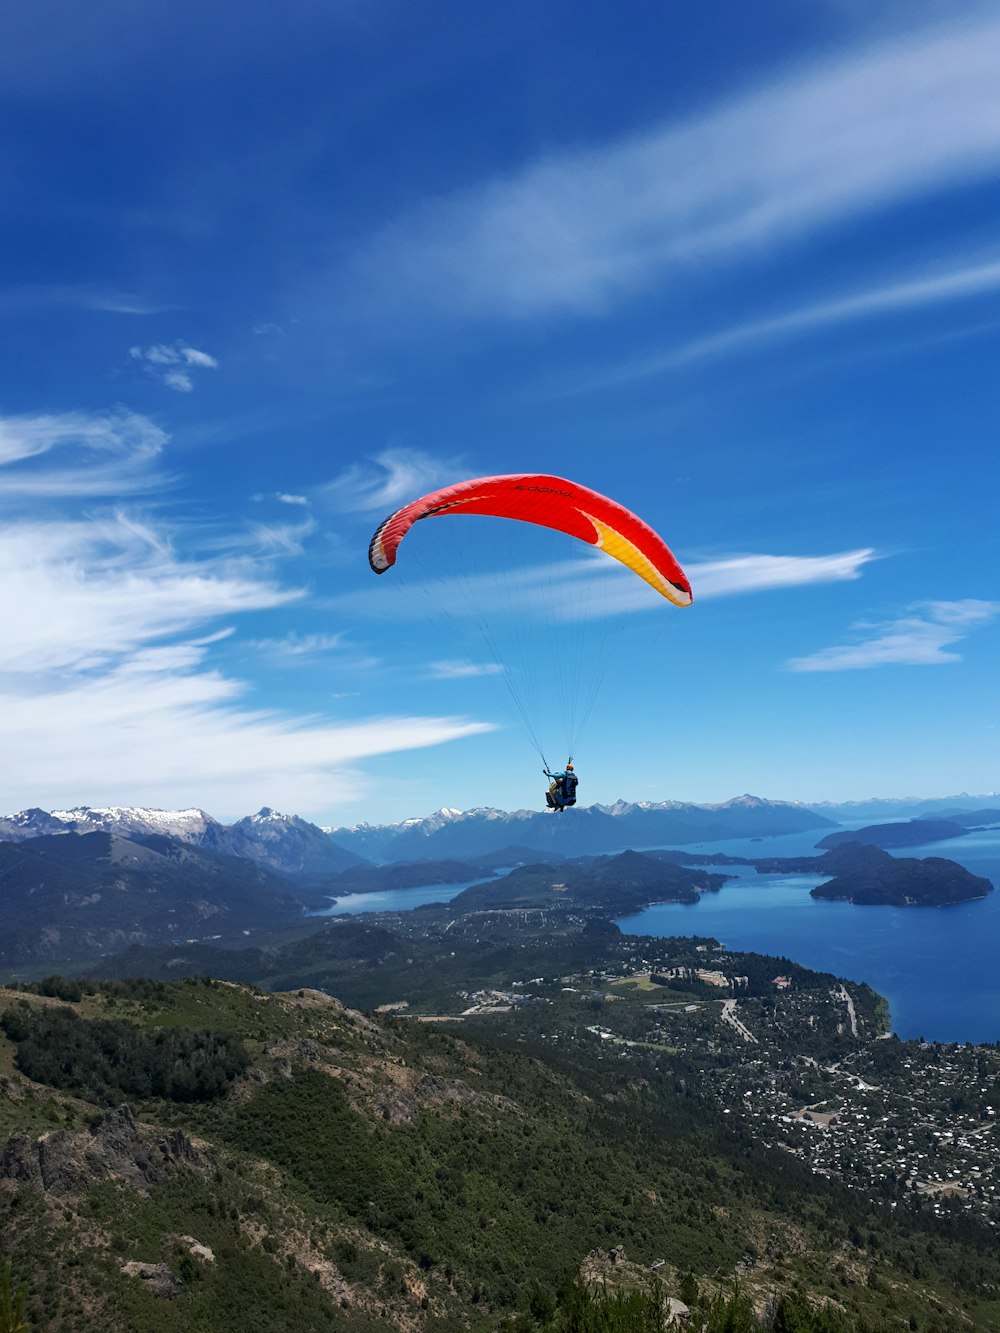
[0, 794, 837, 874]
[0, 794, 836, 972]
[0, 829, 327, 967]
[13, 793, 998, 874]
[809, 793, 1000, 821]
[327, 793, 837, 862]
[0, 804, 365, 880]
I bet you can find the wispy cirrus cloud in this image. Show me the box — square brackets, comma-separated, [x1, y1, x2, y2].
[251, 492, 311, 508]
[556, 548, 879, 618]
[323, 445, 465, 513]
[350, 15, 1000, 321]
[129, 341, 219, 392]
[244, 517, 317, 557]
[0, 408, 167, 497]
[337, 548, 877, 621]
[0, 407, 165, 467]
[0, 647, 490, 819]
[0, 512, 301, 674]
[583, 257, 1000, 387]
[0, 285, 177, 316]
[427, 660, 504, 679]
[693, 550, 877, 599]
[787, 599, 1000, 672]
[245, 632, 357, 664]
[0, 408, 494, 817]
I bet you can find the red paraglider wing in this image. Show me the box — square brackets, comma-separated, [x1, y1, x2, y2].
[368, 473, 692, 607]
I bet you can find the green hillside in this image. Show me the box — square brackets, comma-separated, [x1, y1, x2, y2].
[1, 978, 998, 1331]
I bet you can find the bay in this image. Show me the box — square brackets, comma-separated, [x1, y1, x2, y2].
[616, 825, 1000, 1045]
[311, 876, 486, 917]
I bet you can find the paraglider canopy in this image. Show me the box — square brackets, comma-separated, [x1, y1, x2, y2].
[366, 471, 692, 766]
[368, 473, 692, 607]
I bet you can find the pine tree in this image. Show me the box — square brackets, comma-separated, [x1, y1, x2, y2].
[0, 1260, 28, 1333]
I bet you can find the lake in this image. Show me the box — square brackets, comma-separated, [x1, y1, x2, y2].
[311, 876, 489, 917]
[312, 825, 1000, 1045]
[616, 825, 1000, 1045]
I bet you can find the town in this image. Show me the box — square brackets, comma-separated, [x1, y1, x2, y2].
[379, 920, 1000, 1229]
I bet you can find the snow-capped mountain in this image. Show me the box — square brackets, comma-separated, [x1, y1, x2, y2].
[0, 793, 838, 874]
[49, 806, 219, 842]
[328, 794, 837, 863]
[225, 807, 366, 879]
[0, 805, 365, 880]
[0, 807, 76, 839]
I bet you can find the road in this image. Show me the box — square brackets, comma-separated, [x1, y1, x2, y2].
[834, 984, 858, 1038]
[721, 999, 757, 1043]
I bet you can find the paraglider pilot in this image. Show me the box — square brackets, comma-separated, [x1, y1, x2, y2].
[544, 763, 578, 812]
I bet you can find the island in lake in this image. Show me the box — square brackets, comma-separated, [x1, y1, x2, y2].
[747, 842, 993, 907]
[322, 843, 995, 917]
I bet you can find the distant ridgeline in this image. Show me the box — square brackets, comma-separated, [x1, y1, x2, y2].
[0, 803, 994, 975]
[0, 829, 330, 969]
[326, 794, 838, 862]
[0, 804, 366, 877]
[816, 808, 1000, 852]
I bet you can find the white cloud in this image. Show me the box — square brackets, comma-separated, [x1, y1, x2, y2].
[427, 660, 504, 679]
[246, 632, 352, 662]
[554, 548, 878, 617]
[692, 550, 877, 599]
[352, 15, 1000, 320]
[251, 493, 310, 508]
[337, 548, 878, 621]
[86, 292, 178, 315]
[0, 407, 165, 467]
[586, 257, 1000, 386]
[129, 341, 219, 391]
[0, 285, 177, 316]
[0, 408, 495, 818]
[0, 648, 490, 819]
[180, 347, 219, 369]
[323, 445, 466, 513]
[131, 342, 219, 369]
[138, 345, 180, 366]
[244, 517, 317, 557]
[0, 513, 301, 674]
[787, 599, 1000, 671]
[0, 408, 166, 497]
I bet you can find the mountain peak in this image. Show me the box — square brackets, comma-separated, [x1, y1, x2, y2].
[245, 807, 296, 824]
[0, 804, 365, 879]
[327, 795, 836, 862]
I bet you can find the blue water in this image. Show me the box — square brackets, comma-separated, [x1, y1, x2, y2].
[311, 877, 484, 917]
[308, 828, 1000, 1044]
[616, 826, 1000, 1045]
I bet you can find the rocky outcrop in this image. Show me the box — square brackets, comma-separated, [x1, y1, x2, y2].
[580, 1247, 690, 1325]
[0, 1105, 201, 1197]
[372, 1074, 521, 1124]
[120, 1261, 180, 1299]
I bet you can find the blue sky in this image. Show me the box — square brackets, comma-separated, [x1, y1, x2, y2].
[2, 0, 998, 824]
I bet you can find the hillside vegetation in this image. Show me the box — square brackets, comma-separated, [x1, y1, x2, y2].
[1, 979, 998, 1331]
